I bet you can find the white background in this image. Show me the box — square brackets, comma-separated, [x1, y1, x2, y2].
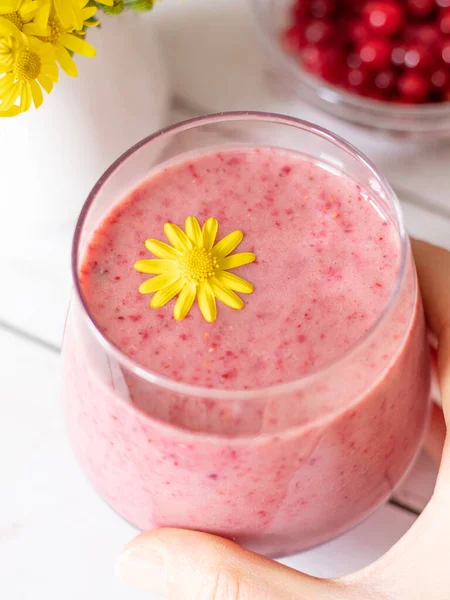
[1, 1, 449, 598]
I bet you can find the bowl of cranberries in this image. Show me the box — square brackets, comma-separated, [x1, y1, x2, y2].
[251, 0, 450, 137]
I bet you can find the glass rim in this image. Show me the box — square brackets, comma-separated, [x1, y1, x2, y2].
[72, 110, 408, 400]
[250, 0, 450, 120]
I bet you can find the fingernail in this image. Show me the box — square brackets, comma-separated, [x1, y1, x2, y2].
[116, 544, 165, 595]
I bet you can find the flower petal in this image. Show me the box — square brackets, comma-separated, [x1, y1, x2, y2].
[185, 216, 202, 247]
[19, 2, 38, 20]
[44, 62, 59, 82]
[81, 6, 98, 20]
[212, 230, 243, 258]
[54, 0, 82, 29]
[23, 23, 49, 36]
[0, 16, 20, 36]
[202, 217, 218, 250]
[30, 79, 43, 109]
[139, 273, 180, 295]
[37, 73, 53, 94]
[60, 33, 96, 58]
[150, 278, 185, 309]
[0, 1, 21, 13]
[214, 270, 254, 294]
[197, 281, 217, 322]
[55, 45, 78, 77]
[19, 82, 31, 112]
[134, 259, 177, 274]
[219, 252, 257, 270]
[145, 239, 180, 260]
[34, 1, 51, 29]
[209, 278, 244, 310]
[164, 223, 192, 251]
[174, 282, 197, 320]
[0, 73, 15, 96]
[1, 80, 20, 111]
[0, 105, 20, 117]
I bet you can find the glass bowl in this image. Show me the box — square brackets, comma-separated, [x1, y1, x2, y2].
[250, 0, 450, 138]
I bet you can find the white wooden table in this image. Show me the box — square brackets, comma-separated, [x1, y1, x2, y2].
[1, 1, 449, 598]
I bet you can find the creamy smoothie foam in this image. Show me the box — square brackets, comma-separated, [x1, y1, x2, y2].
[64, 146, 430, 556]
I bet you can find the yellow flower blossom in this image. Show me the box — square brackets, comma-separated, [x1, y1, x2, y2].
[54, 0, 113, 31]
[0, 32, 58, 116]
[0, 16, 20, 72]
[39, 3, 98, 78]
[135, 217, 257, 323]
[0, 0, 50, 36]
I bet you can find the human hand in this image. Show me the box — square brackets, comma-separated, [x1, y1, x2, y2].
[117, 240, 450, 600]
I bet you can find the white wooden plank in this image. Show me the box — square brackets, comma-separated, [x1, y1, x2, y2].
[0, 328, 427, 600]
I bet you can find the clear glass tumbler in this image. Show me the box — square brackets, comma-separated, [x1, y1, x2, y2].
[63, 112, 431, 558]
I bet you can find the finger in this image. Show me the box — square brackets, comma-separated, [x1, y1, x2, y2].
[424, 403, 446, 465]
[117, 528, 347, 600]
[411, 240, 450, 409]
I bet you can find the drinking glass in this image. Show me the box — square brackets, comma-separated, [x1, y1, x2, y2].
[63, 112, 431, 557]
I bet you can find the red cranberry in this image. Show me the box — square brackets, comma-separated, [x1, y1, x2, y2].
[292, 1, 308, 23]
[363, 2, 405, 37]
[359, 39, 392, 69]
[442, 39, 450, 64]
[406, 0, 436, 17]
[393, 95, 420, 104]
[305, 20, 334, 45]
[375, 68, 397, 91]
[431, 68, 450, 90]
[391, 45, 407, 66]
[403, 44, 434, 70]
[281, 25, 307, 53]
[364, 88, 387, 101]
[310, 0, 336, 19]
[347, 52, 363, 69]
[404, 24, 441, 46]
[348, 20, 371, 43]
[283, 0, 450, 104]
[347, 67, 371, 90]
[397, 71, 430, 101]
[301, 46, 344, 84]
[439, 8, 450, 35]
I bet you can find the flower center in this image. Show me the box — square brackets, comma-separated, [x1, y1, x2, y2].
[14, 48, 41, 81]
[179, 248, 218, 285]
[4, 12, 23, 30]
[46, 15, 63, 43]
[38, 15, 64, 44]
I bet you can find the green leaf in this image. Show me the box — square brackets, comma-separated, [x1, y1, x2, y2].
[100, 0, 125, 15]
[126, 0, 155, 12]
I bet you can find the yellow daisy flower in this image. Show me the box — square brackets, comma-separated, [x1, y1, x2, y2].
[134, 217, 257, 323]
[54, 0, 113, 31]
[39, 3, 100, 78]
[0, 33, 58, 116]
[0, 16, 20, 72]
[0, 0, 50, 36]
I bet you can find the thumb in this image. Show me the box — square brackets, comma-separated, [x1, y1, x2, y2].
[117, 528, 348, 599]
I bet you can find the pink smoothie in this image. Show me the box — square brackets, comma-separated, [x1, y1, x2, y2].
[64, 147, 430, 556]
